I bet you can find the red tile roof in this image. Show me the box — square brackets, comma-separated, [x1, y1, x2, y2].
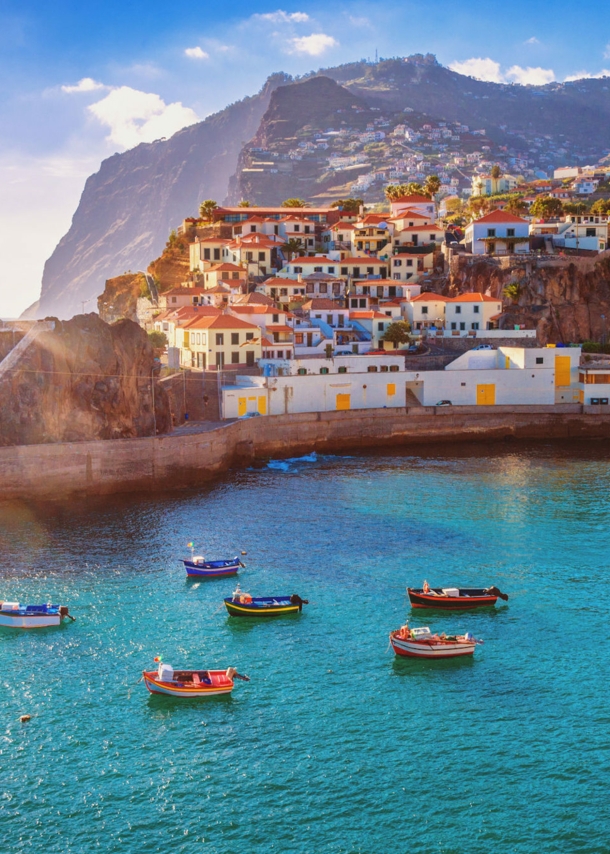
[302, 298, 344, 310]
[288, 256, 334, 264]
[446, 293, 501, 303]
[472, 210, 529, 224]
[186, 315, 260, 330]
[410, 292, 450, 302]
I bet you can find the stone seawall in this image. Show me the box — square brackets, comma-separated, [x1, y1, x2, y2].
[1, 406, 610, 502]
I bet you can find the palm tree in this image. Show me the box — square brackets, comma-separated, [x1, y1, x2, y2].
[424, 175, 441, 198]
[282, 238, 304, 259]
[237, 200, 252, 208]
[384, 182, 425, 201]
[281, 198, 308, 208]
[199, 199, 218, 221]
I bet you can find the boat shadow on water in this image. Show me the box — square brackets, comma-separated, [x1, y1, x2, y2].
[391, 655, 476, 677]
[145, 691, 235, 712]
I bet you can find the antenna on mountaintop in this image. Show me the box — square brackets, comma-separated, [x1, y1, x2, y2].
[375, 48, 378, 64]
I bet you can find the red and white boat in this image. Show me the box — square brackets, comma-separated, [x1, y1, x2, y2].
[389, 625, 483, 659]
[142, 661, 249, 698]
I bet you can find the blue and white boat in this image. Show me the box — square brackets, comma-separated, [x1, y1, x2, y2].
[182, 544, 244, 579]
[0, 602, 75, 629]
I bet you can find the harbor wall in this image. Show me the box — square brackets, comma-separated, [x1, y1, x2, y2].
[1, 405, 610, 502]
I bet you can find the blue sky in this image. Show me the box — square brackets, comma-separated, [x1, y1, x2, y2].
[2, 0, 610, 316]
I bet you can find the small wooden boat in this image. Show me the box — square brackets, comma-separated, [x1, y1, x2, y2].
[390, 625, 483, 659]
[142, 663, 249, 698]
[408, 584, 508, 610]
[0, 602, 75, 629]
[224, 587, 308, 617]
[182, 556, 243, 579]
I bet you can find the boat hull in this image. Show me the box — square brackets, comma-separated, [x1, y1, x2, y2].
[183, 558, 241, 578]
[142, 670, 234, 698]
[390, 635, 476, 658]
[408, 588, 498, 610]
[224, 597, 300, 617]
[0, 613, 62, 628]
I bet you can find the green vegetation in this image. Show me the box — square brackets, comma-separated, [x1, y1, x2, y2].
[330, 198, 363, 213]
[490, 164, 502, 180]
[384, 182, 428, 201]
[237, 200, 252, 207]
[381, 321, 411, 346]
[529, 196, 564, 219]
[503, 281, 523, 302]
[424, 175, 441, 197]
[281, 198, 308, 207]
[148, 330, 168, 349]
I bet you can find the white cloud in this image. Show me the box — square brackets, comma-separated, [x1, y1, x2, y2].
[184, 46, 209, 60]
[564, 69, 610, 81]
[254, 10, 309, 23]
[61, 77, 106, 94]
[450, 57, 555, 85]
[605, 43, 610, 60]
[524, 37, 540, 45]
[287, 33, 338, 56]
[88, 87, 198, 149]
[449, 57, 503, 83]
[349, 16, 370, 27]
[506, 65, 555, 85]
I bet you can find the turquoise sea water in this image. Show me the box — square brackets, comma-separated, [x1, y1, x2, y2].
[1, 442, 609, 853]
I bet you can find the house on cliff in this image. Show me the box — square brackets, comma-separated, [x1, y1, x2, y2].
[465, 211, 530, 256]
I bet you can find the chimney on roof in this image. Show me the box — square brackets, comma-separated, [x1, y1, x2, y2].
[297, 273, 302, 283]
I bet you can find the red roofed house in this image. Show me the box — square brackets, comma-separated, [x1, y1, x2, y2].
[465, 210, 530, 256]
[389, 194, 436, 219]
[445, 293, 503, 333]
[180, 313, 263, 369]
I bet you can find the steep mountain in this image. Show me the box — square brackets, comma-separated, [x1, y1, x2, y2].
[36, 55, 610, 318]
[37, 74, 289, 319]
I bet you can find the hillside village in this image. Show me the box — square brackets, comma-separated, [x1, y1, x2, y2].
[92, 168, 610, 422]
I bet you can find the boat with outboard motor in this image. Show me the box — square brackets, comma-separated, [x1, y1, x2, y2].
[181, 543, 244, 578]
[0, 602, 75, 629]
[142, 659, 250, 698]
[390, 623, 483, 658]
[408, 582, 508, 610]
[224, 585, 308, 617]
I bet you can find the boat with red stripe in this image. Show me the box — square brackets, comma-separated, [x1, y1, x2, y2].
[390, 624, 483, 659]
[142, 660, 249, 698]
[408, 582, 508, 610]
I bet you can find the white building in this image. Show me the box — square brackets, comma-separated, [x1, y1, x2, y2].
[221, 346, 582, 417]
[465, 211, 530, 256]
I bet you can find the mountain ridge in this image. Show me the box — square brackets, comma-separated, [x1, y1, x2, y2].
[34, 56, 610, 318]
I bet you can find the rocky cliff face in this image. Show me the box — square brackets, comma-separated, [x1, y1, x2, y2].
[0, 315, 171, 446]
[447, 253, 610, 345]
[37, 76, 287, 320]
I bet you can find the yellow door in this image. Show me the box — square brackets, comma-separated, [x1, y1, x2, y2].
[555, 356, 571, 387]
[257, 396, 267, 415]
[237, 397, 247, 416]
[477, 384, 496, 405]
[387, 383, 396, 397]
[336, 393, 351, 411]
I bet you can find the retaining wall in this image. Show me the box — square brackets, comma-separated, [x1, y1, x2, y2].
[1, 406, 610, 502]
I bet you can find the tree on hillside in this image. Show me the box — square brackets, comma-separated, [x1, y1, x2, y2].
[504, 195, 528, 217]
[467, 197, 490, 219]
[588, 199, 609, 215]
[424, 175, 441, 197]
[381, 321, 411, 347]
[330, 198, 363, 213]
[237, 200, 252, 207]
[490, 164, 503, 180]
[530, 196, 564, 219]
[281, 198, 308, 207]
[199, 199, 218, 221]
